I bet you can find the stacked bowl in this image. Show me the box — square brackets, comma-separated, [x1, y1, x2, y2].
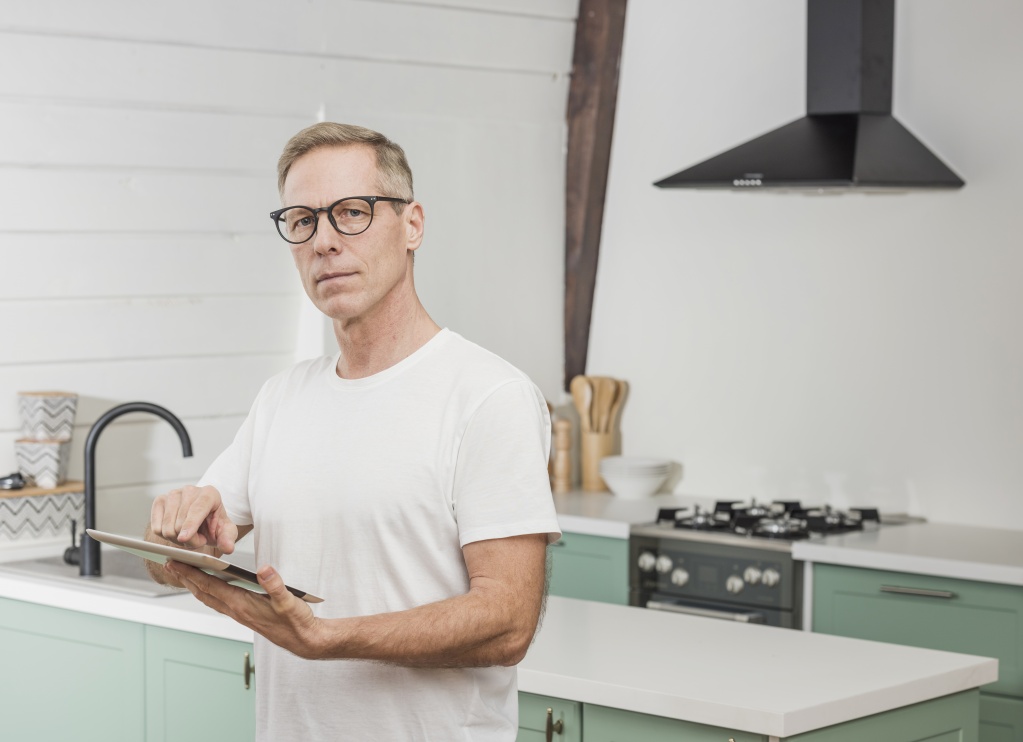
[599, 456, 672, 499]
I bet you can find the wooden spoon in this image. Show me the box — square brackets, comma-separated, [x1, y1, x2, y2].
[592, 377, 615, 433]
[607, 379, 628, 433]
[570, 375, 593, 433]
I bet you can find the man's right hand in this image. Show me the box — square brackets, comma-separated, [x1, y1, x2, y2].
[149, 484, 239, 555]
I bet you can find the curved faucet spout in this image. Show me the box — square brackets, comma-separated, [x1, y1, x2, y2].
[79, 402, 193, 578]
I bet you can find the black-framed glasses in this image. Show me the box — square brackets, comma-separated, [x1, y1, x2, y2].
[269, 196, 409, 244]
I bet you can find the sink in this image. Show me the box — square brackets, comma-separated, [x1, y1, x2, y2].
[1, 548, 189, 598]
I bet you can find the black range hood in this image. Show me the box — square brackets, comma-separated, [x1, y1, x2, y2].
[655, 0, 964, 191]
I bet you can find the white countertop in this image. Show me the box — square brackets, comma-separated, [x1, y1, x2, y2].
[553, 491, 706, 538]
[521, 596, 997, 737]
[0, 557, 997, 738]
[0, 568, 255, 643]
[792, 522, 1023, 586]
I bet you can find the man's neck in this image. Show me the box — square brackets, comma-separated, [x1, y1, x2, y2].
[332, 300, 440, 380]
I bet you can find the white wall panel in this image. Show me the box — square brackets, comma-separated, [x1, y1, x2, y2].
[0, 33, 568, 123]
[0, 355, 289, 432]
[386, 0, 578, 19]
[0, 235, 295, 298]
[0, 101, 305, 172]
[1, 169, 277, 233]
[0, 0, 575, 73]
[0, 296, 300, 363]
[0, 415, 242, 486]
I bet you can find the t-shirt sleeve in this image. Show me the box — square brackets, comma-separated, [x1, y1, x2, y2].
[452, 379, 562, 547]
[196, 384, 269, 528]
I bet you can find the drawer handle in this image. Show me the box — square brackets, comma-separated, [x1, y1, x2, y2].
[880, 585, 956, 599]
[244, 651, 255, 690]
[546, 707, 564, 740]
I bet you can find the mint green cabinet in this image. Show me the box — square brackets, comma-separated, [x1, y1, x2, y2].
[812, 563, 1022, 741]
[582, 703, 766, 741]
[812, 564, 1022, 696]
[0, 597, 146, 742]
[553, 691, 978, 742]
[548, 532, 628, 605]
[784, 690, 978, 742]
[146, 626, 256, 742]
[979, 694, 1023, 742]
[519, 692, 582, 742]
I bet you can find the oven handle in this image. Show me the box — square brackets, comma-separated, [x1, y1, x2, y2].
[645, 600, 765, 623]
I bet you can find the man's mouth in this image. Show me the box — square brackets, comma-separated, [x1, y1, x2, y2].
[316, 271, 355, 284]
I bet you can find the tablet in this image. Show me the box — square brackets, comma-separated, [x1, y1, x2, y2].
[86, 529, 324, 603]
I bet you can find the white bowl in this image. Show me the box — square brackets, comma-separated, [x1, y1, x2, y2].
[600, 469, 669, 500]
[600, 455, 671, 467]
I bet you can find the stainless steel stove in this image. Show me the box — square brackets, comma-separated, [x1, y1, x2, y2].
[629, 500, 891, 629]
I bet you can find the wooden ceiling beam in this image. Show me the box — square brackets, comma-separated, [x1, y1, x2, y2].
[564, 0, 628, 391]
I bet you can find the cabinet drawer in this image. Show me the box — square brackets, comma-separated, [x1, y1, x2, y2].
[981, 693, 1023, 742]
[813, 564, 1022, 696]
[548, 531, 628, 605]
[582, 703, 765, 742]
[519, 692, 582, 742]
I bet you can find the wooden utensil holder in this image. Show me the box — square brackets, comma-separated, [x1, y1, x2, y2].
[581, 431, 615, 491]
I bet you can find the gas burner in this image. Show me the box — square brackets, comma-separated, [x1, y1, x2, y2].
[730, 498, 780, 520]
[673, 505, 731, 531]
[750, 515, 810, 540]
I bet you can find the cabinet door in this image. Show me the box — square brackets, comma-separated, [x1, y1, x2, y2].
[784, 689, 978, 742]
[813, 564, 1023, 696]
[582, 703, 766, 742]
[981, 694, 1023, 742]
[146, 626, 256, 742]
[519, 692, 582, 742]
[0, 597, 145, 742]
[548, 532, 628, 605]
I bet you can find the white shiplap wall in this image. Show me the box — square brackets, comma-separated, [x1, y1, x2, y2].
[0, 0, 574, 535]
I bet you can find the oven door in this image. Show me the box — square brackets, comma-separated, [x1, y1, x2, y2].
[640, 592, 798, 628]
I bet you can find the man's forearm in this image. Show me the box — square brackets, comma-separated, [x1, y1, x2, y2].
[305, 535, 549, 668]
[314, 583, 544, 668]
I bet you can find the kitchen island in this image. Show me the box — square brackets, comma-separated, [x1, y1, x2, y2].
[0, 551, 998, 741]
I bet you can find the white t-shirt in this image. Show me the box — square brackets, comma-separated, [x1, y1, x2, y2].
[199, 329, 562, 742]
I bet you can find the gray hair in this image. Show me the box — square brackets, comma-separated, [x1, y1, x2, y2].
[277, 122, 414, 213]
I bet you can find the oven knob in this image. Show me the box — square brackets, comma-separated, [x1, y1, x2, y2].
[670, 567, 690, 587]
[637, 551, 657, 573]
[726, 575, 745, 594]
[762, 568, 781, 588]
[655, 555, 674, 574]
[743, 567, 762, 585]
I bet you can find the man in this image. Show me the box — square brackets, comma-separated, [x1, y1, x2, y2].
[145, 122, 561, 741]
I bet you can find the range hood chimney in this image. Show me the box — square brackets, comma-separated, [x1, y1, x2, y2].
[655, 0, 964, 191]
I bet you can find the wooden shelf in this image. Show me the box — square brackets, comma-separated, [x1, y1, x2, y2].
[0, 480, 84, 500]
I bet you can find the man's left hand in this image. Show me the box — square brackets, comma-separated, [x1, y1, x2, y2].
[166, 561, 322, 659]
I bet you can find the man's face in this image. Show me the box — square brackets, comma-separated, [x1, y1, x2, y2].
[282, 145, 421, 324]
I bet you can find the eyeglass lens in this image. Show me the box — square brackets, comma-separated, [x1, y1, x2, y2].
[278, 198, 375, 242]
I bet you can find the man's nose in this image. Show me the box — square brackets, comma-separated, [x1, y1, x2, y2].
[311, 211, 342, 254]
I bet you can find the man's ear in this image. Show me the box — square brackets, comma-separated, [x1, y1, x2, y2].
[405, 201, 425, 252]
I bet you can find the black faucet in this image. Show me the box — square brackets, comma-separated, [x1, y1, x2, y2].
[67, 402, 193, 577]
